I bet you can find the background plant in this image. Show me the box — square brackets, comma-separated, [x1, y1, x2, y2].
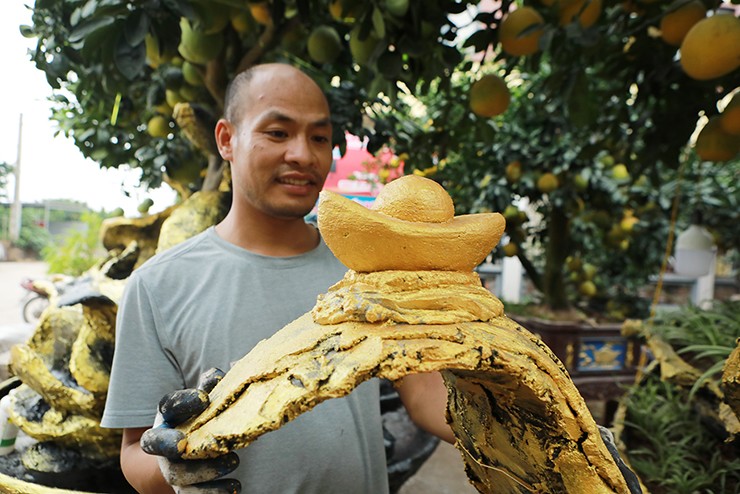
[41, 210, 108, 276]
[0, 162, 11, 202]
[619, 300, 740, 494]
[12, 207, 51, 256]
[622, 374, 740, 494]
[20, 0, 740, 316]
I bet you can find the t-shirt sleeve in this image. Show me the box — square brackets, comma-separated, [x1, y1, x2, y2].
[101, 272, 185, 429]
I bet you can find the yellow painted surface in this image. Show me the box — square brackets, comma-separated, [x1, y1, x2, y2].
[317, 176, 505, 272]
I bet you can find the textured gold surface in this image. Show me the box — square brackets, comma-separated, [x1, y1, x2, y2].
[156, 189, 230, 254]
[69, 303, 116, 396]
[178, 270, 629, 493]
[7, 299, 121, 466]
[100, 208, 175, 270]
[312, 271, 503, 325]
[317, 191, 505, 272]
[173, 175, 630, 492]
[7, 385, 121, 459]
[722, 339, 740, 418]
[25, 307, 83, 364]
[10, 346, 101, 418]
[721, 339, 740, 437]
[0, 472, 102, 494]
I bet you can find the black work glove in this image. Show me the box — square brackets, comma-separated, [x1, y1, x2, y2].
[597, 425, 643, 494]
[140, 368, 241, 494]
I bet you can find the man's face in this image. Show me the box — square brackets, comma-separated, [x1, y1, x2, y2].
[222, 69, 333, 220]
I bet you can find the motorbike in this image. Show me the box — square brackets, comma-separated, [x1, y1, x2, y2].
[19, 278, 51, 324]
[19, 275, 74, 324]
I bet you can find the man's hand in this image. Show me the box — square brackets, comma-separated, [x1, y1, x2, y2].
[140, 368, 241, 494]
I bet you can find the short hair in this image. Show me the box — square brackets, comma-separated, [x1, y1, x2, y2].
[223, 67, 259, 123]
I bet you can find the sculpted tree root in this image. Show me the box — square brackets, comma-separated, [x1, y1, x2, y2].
[721, 339, 740, 435]
[1, 276, 128, 490]
[0, 472, 102, 494]
[178, 270, 630, 494]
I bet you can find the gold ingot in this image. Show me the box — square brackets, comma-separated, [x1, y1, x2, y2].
[318, 176, 505, 272]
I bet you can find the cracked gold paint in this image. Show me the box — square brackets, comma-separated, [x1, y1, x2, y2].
[5, 299, 121, 471]
[69, 303, 117, 396]
[312, 271, 503, 325]
[0, 472, 102, 494]
[7, 384, 121, 459]
[722, 340, 740, 420]
[156, 189, 230, 254]
[178, 274, 628, 492]
[10, 345, 102, 417]
[175, 176, 630, 492]
[100, 207, 175, 270]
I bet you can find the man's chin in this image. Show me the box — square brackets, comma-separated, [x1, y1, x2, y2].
[268, 204, 315, 220]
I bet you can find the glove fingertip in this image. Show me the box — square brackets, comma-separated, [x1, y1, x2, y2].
[219, 451, 240, 475]
[198, 367, 226, 393]
[141, 427, 187, 459]
[193, 478, 242, 493]
[161, 389, 210, 425]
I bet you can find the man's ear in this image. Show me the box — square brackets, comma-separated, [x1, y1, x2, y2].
[215, 119, 234, 161]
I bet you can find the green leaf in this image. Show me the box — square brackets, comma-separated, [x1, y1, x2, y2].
[371, 7, 386, 38]
[69, 15, 117, 43]
[114, 32, 146, 80]
[162, 0, 196, 18]
[81, 0, 99, 20]
[19, 25, 36, 38]
[123, 11, 149, 47]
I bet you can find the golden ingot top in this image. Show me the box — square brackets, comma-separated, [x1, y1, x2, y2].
[372, 175, 454, 223]
[318, 175, 506, 272]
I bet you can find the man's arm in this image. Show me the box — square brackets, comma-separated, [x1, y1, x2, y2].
[395, 371, 456, 444]
[121, 427, 174, 494]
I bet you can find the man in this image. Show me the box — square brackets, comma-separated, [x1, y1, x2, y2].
[101, 63, 453, 493]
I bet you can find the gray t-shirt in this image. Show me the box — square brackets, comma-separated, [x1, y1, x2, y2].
[102, 226, 389, 494]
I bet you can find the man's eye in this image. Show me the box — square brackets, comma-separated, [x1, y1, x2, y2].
[313, 135, 330, 143]
[267, 130, 288, 138]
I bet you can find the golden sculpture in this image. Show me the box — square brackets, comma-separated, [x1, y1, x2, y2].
[176, 175, 632, 493]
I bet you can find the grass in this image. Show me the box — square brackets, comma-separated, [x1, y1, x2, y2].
[623, 374, 740, 494]
[620, 301, 740, 494]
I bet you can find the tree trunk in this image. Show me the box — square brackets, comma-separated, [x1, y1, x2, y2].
[543, 206, 570, 311]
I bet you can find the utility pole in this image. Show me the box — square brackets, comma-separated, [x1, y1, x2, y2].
[9, 113, 23, 243]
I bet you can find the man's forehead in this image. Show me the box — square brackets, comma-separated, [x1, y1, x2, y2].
[253, 109, 331, 128]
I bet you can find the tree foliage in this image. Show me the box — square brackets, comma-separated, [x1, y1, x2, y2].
[42, 210, 107, 275]
[21, 0, 740, 316]
[0, 162, 11, 201]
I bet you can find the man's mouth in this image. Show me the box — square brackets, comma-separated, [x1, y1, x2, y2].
[278, 177, 313, 186]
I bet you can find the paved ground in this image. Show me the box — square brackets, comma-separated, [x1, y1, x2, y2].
[399, 441, 478, 494]
[0, 260, 478, 492]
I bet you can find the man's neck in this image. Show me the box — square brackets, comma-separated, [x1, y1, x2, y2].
[215, 210, 319, 257]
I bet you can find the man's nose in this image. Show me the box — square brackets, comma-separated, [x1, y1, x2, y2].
[285, 135, 314, 166]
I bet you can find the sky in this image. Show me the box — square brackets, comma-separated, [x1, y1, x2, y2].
[0, 2, 176, 217]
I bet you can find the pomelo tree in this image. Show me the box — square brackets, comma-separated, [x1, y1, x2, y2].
[22, 0, 740, 318]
